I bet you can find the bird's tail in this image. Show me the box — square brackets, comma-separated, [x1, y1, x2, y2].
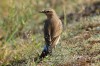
[39, 44, 52, 60]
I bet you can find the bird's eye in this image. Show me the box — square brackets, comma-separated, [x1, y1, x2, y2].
[46, 11, 50, 13]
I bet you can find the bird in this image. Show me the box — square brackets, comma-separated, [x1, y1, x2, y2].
[39, 8, 63, 60]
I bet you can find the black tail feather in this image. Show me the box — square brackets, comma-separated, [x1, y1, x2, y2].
[39, 45, 52, 60]
[34, 45, 52, 63]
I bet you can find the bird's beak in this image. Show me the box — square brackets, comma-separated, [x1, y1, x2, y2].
[39, 10, 45, 13]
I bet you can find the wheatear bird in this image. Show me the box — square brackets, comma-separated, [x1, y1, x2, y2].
[39, 8, 62, 60]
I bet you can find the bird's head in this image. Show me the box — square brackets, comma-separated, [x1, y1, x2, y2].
[39, 8, 56, 18]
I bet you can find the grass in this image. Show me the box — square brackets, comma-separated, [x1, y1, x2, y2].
[0, 0, 100, 66]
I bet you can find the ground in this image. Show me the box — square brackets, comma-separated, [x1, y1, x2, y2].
[0, 0, 100, 66]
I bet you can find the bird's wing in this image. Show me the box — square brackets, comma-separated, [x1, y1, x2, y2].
[44, 20, 51, 45]
[51, 20, 62, 38]
[51, 20, 62, 47]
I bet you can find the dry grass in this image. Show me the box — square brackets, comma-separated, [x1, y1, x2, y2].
[0, 0, 100, 66]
